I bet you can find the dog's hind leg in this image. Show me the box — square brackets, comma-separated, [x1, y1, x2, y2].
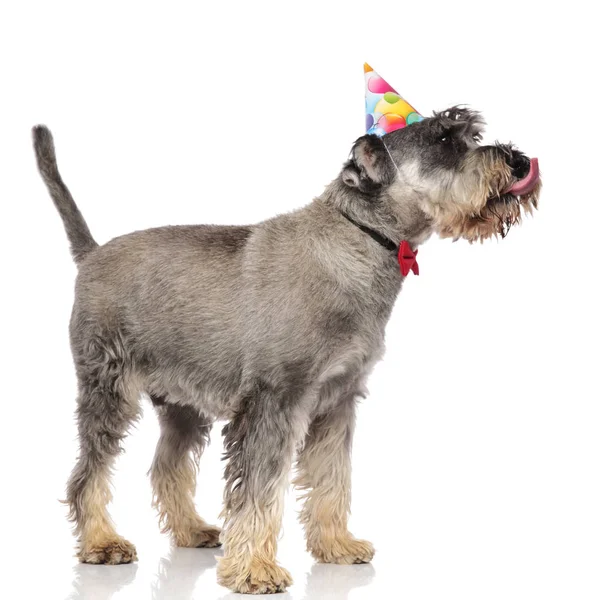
[294, 395, 375, 564]
[149, 400, 221, 548]
[66, 333, 141, 565]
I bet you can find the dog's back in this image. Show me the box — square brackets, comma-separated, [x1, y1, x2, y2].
[73, 224, 254, 406]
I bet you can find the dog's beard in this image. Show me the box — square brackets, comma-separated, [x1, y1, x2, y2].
[435, 155, 541, 243]
[437, 181, 541, 242]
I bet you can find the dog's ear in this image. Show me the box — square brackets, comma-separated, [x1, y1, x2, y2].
[341, 134, 394, 191]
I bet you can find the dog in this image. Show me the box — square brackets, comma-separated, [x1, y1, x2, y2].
[33, 107, 540, 594]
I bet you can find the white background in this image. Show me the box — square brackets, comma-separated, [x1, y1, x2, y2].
[1, 1, 599, 598]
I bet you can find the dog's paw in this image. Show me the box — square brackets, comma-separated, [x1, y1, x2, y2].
[79, 538, 138, 565]
[310, 537, 375, 565]
[217, 555, 292, 594]
[176, 523, 222, 548]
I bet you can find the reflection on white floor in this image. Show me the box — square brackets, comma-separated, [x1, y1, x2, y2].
[65, 547, 376, 600]
[68, 562, 139, 600]
[151, 548, 222, 599]
[300, 563, 375, 600]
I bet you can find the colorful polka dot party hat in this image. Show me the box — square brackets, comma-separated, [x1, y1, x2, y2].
[365, 63, 423, 136]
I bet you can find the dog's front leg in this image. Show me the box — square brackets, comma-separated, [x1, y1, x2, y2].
[217, 381, 303, 594]
[295, 395, 375, 564]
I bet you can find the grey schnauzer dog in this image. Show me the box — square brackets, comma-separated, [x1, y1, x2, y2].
[33, 107, 540, 594]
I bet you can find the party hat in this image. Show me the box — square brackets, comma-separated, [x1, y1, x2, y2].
[364, 63, 423, 136]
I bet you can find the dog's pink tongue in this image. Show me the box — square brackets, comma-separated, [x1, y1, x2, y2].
[507, 157, 539, 195]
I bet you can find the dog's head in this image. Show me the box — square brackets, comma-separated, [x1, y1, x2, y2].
[341, 107, 541, 242]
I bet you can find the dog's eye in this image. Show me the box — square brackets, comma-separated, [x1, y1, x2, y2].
[439, 134, 452, 144]
[472, 133, 482, 142]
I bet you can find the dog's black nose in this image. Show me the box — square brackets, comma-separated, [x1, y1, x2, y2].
[508, 152, 531, 180]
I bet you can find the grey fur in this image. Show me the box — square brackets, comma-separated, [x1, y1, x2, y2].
[32, 109, 538, 592]
[32, 126, 98, 263]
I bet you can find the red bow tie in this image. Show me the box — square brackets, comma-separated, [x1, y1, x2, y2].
[398, 240, 419, 276]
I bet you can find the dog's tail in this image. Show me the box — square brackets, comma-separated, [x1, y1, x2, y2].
[32, 125, 98, 264]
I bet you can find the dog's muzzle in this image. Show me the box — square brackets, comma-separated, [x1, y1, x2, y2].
[504, 149, 540, 196]
[506, 157, 539, 196]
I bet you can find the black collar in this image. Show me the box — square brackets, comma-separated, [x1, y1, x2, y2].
[340, 212, 398, 253]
